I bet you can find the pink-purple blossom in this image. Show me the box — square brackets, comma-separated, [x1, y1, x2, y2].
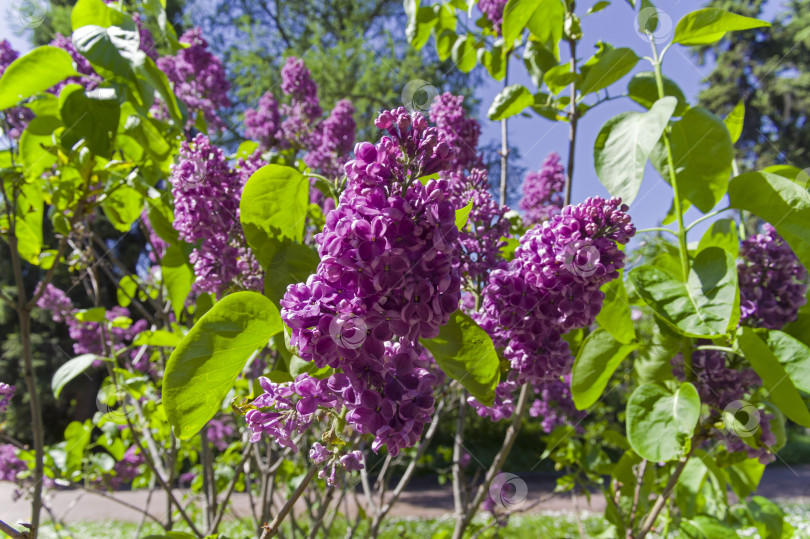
[520, 152, 565, 226]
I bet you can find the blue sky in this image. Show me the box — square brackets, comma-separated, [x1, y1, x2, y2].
[2, 0, 780, 239]
[473, 0, 781, 239]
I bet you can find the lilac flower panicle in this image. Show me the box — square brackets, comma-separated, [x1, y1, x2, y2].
[738, 224, 807, 330]
[305, 99, 356, 178]
[0, 382, 14, 413]
[170, 134, 263, 294]
[472, 197, 635, 419]
[478, 0, 509, 34]
[244, 92, 282, 149]
[265, 108, 457, 456]
[0, 444, 26, 482]
[429, 92, 482, 171]
[520, 152, 565, 226]
[280, 56, 322, 145]
[156, 28, 231, 131]
[445, 168, 510, 280]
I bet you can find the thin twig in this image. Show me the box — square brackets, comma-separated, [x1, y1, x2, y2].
[0, 519, 26, 539]
[260, 463, 322, 538]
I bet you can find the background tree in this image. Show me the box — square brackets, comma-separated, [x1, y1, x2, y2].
[696, 0, 810, 170]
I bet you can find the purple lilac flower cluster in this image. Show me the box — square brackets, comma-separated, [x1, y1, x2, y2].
[528, 375, 586, 433]
[157, 28, 231, 131]
[279, 57, 323, 145]
[0, 382, 14, 413]
[35, 284, 148, 369]
[169, 134, 263, 295]
[520, 152, 565, 226]
[445, 168, 510, 281]
[49, 34, 102, 93]
[478, 0, 509, 34]
[132, 13, 158, 61]
[305, 99, 357, 178]
[251, 109, 458, 458]
[207, 418, 236, 451]
[0, 444, 26, 482]
[671, 348, 775, 465]
[243, 57, 357, 182]
[0, 40, 34, 139]
[738, 224, 807, 330]
[471, 197, 634, 419]
[95, 446, 144, 490]
[309, 442, 364, 486]
[429, 92, 482, 171]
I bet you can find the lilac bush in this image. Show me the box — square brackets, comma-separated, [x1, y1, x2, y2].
[0, 382, 14, 413]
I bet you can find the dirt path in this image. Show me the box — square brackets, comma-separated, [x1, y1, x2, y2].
[2, 466, 809, 526]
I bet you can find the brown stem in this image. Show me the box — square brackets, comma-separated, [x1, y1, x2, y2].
[499, 63, 510, 207]
[0, 519, 26, 539]
[4, 182, 45, 539]
[453, 383, 532, 539]
[565, 36, 578, 207]
[636, 446, 697, 539]
[452, 390, 468, 533]
[260, 463, 321, 538]
[209, 443, 253, 533]
[627, 459, 648, 536]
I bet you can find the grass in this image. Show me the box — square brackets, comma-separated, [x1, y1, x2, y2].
[17, 503, 810, 538]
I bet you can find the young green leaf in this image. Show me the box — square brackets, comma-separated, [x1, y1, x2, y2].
[262, 241, 320, 305]
[724, 100, 745, 144]
[594, 96, 677, 205]
[487, 84, 535, 120]
[503, 0, 540, 47]
[571, 329, 638, 410]
[629, 247, 739, 338]
[595, 270, 636, 344]
[53, 354, 106, 398]
[161, 242, 194, 320]
[164, 292, 283, 439]
[627, 71, 689, 116]
[761, 330, 810, 395]
[451, 35, 477, 73]
[651, 107, 734, 213]
[626, 381, 700, 462]
[455, 200, 473, 230]
[696, 218, 739, 258]
[240, 165, 309, 247]
[736, 327, 810, 427]
[420, 311, 500, 405]
[0, 46, 80, 110]
[727, 171, 810, 271]
[579, 45, 639, 96]
[673, 8, 770, 47]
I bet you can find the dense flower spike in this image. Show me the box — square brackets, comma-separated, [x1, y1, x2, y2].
[0, 445, 26, 482]
[157, 28, 231, 131]
[520, 152, 565, 226]
[478, 0, 509, 34]
[133, 13, 158, 61]
[445, 168, 510, 280]
[280, 56, 322, 145]
[269, 108, 458, 455]
[0, 382, 14, 413]
[244, 92, 282, 149]
[170, 134, 262, 294]
[305, 99, 357, 177]
[430, 92, 482, 171]
[738, 224, 807, 330]
[471, 197, 634, 418]
[95, 446, 145, 490]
